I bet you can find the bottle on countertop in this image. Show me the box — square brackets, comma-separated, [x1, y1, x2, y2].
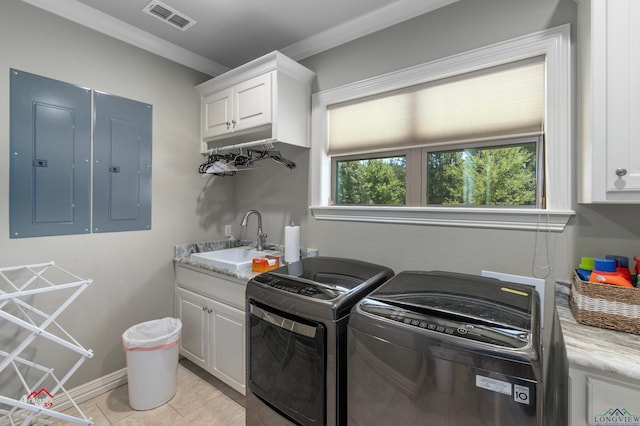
[589, 258, 634, 288]
[605, 254, 632, 283]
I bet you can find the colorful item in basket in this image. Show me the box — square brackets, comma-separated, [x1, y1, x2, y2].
[605, 254, 632, 282]
[577, 257, 595, 281]
[589, 258, 634, 288]
[252, 255, 280, 273]
[635, 256, 640, 287]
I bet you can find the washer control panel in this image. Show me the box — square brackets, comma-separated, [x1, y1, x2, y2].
[358, 300, 530, 349]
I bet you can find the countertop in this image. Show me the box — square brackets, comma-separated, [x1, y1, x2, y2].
[174, 239, 318, 281]
[556, 281, 640, 381]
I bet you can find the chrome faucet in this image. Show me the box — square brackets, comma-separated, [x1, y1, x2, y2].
[240, 209, 267, 250]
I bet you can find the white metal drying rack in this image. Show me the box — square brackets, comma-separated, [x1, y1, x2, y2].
[205, 137, 277, 155]
[0, 262, 94, 426]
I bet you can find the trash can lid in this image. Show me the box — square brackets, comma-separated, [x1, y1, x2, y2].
[122, 317, 181, 349]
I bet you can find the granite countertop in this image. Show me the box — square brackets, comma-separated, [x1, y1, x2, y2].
[556, 281, 640, 382]
[174, 239, 318, 281]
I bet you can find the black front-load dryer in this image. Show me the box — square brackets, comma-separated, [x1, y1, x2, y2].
[246, 256, 394, 426]
[347, 270, 545, 426]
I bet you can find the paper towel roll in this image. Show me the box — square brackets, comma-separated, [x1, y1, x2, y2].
[285, 224, 300, 263]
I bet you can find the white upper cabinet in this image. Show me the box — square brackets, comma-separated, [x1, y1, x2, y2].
[202, 73, 272, 140]
[196, 51, 315, 153]
[578, 0, 640, 203]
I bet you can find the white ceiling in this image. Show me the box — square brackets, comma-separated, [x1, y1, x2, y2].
[21, 0, 459, 76]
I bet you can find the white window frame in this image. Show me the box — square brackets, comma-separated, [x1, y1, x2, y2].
[310, 24, 574, 231]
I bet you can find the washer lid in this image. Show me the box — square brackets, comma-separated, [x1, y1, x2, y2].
[278, 256, 393, 289]
[367, 271, 535, 332]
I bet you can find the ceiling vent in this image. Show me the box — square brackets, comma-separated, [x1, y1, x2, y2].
[142, 1, 197, 31]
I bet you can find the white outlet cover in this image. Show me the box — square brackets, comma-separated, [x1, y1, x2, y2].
[224, 225, 232, 237]
[481, 270, 545, 329]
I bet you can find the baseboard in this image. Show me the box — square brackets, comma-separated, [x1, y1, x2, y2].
[53, 368, 128, 412]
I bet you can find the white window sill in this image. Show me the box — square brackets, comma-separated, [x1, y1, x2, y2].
[309, 205, 574, 232]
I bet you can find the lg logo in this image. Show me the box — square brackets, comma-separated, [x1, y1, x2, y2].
[513, 384, 530, 405]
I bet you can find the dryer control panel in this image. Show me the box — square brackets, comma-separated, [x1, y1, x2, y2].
[252, 273, 342, 300]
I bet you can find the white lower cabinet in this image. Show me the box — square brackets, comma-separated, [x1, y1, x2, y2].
[175, 265, 246, 395]
[569, 366, 640, 425]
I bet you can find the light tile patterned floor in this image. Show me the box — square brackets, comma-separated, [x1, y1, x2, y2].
[52, 358, 245, 425]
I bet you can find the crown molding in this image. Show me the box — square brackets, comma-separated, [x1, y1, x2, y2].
[20, 0, 229, 76]
[20, 0, 459, 75]
[281, 0, 460, 61]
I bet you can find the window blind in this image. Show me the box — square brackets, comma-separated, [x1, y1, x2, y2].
[327, 57, 545, 156]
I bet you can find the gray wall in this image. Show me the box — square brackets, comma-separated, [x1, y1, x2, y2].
[233, 0, 640, 330]
[0, 0, 231, 389]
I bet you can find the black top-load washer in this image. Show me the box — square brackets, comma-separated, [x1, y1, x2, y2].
[347, 271, 554, 426]
[245, 256, 394, 426]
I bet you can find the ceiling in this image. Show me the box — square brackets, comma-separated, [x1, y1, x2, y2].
[22, 0, 459, 76]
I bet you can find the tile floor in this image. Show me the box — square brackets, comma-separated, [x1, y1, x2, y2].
[52, 359, 245, 425]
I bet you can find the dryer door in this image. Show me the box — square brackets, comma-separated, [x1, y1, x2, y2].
[248, 300, 326, 426]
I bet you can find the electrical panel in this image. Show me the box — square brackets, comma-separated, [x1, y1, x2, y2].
[92, 92, 152, 233]
[9, 69, 152, 238]
[9, 69, 92, 238]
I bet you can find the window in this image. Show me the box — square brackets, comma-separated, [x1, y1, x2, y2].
[333, 137, 541, 208]
[334, 154, 407, 205]
[425, 138, 541, 207]
[311, 25, 574, 231]
[329, 58, 545, 208]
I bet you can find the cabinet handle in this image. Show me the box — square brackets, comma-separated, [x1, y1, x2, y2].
[202, 306, 207, 311]
[231, 120, 236, 128]
[615, 168, 628, 177]
[225, 121, 231, 128]
[207, 308, 213, 314]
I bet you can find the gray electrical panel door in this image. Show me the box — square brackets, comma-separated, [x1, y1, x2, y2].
[92, 91, 152, 233]
[9, 69, 91, 238]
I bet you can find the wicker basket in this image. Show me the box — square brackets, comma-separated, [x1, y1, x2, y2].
[570, 270, 640, 335]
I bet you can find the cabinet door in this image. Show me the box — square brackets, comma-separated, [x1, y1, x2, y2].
[233, 72, 272, 133]
[203, 87, 233, 140]
[604, 0, 640, 193]
[568, 366, 640, 426]
[9, 69, 91, 238]
[587, 376, 640, 425]
[177, 288, 209, 370]
[211, 299, 245, 395]
[92, 92, 152, 233]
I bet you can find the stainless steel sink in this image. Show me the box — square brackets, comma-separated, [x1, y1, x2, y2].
[190, 247, 278, 271]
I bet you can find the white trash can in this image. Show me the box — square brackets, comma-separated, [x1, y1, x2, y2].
[122, 317, 182, 410]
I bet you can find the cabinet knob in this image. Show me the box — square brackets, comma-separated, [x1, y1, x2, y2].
[231, 120, 237, 128]
[207, 308, 213, 314]
[615, 168, 628, 177]
[225, 121, 231, 128]
[202, 306, 207, 311]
